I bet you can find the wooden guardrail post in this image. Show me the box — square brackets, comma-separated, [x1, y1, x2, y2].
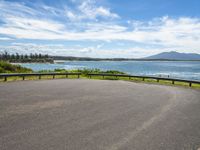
[172, 80, 175, 84]
[22, 76, 25, 80]
[4, 76, 7, 82]
[189, 82, 192, 87]
[53, 75, 55, 79]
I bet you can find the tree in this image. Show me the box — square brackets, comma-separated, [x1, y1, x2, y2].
[44, 54, 49, 59]
[3, 51, 9, 60]
[11, 54, 15, 60]
[0, 53, 2, 60]
[20, 54, 24, 60]
[30, 53, 33, 59]
[24, 54, 28, 59]
[16, 53, 20, 60]
[39, 53, 42, 59]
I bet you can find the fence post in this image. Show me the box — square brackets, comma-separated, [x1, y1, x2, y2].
[172, 80, 175, 84]
[4, 76, 7, 82]
[142, 78, 145, 81]
[39, 75, 41, 80]
[78, 74, 80, 78]
[53, 75, 55, 79]
[22, 76, 25, 80]
[189, 82, 192, 87]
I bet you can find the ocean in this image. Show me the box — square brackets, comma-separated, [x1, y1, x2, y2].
[18, 61, 200, 81]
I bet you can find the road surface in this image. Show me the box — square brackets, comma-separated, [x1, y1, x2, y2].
[0, 79, 200, 150]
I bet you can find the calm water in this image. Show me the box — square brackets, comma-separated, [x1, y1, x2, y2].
[18, 61, 200, 80]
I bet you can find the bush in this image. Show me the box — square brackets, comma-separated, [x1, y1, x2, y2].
[54, 69, 67, 72]
[103, 70, 125, 74]
[37, 68, 126, 75]
[0, 61, 33, 73]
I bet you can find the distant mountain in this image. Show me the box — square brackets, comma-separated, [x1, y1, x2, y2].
[52, 51, 200, 61]
[144, 51, 200, 60]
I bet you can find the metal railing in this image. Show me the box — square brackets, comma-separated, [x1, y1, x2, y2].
[0, 72, 200, 87]
[0, 72, 81, 81]
[87, 73, 200, 87]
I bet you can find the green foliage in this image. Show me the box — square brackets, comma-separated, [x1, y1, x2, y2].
[0, 61, 33, 73]
[54, 69, 68, 72]
[38, 68, 126, 75]
[102, 70, 125, 74]
[37, 70, 52, 73]
[75, 68, 101, 75]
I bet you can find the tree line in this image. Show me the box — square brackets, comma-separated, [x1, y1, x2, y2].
[0, 51, 53, 63]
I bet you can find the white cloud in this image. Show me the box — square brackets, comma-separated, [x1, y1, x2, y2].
[0, 0, 38, 19]
[1, 11, 199, 49]
[78, 0, 119, 20]
[0, 43, 67, 55]
[0, 41, 190, 58]
[64, 0, 119, 21]
[0, 37, 13, 40]
[0, 0, 200, 57]
[1, 15, 200, 55]
[65, 10, 77, 21]
[3, 17, 64, 32]
[96, 6, 119, 18]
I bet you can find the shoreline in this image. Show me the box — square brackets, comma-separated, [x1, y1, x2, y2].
[53, 59, 200, 62]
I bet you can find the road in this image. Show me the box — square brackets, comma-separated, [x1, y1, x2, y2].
[0, 79, 200, 150]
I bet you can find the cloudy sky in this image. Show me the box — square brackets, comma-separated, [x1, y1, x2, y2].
[0, 0, 200, 58]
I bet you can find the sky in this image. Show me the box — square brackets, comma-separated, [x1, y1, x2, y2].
[0, 0, 200, 58]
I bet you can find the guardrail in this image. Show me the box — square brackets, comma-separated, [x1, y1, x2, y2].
[87, 73, 200, 87]
[0, 72, 81, 81]
[0, 72, 200, 87]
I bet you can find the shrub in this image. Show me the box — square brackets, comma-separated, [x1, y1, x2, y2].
[0, 61, 33, 73]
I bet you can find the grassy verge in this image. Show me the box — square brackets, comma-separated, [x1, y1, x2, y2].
[1, 74, 200, 89]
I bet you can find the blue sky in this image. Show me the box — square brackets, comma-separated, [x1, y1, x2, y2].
[0, 0, 200, 58]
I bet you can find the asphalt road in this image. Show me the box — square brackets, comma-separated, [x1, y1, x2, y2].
[0, 79, 200, 150]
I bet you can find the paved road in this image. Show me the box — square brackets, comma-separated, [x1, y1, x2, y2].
[0, 79, 200, 150]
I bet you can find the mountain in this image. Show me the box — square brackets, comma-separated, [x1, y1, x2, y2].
[144, 51, 200, 60]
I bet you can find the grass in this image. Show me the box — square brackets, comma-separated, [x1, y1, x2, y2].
[0, 61, 199, 89]
[80, 75, 200, 89]
[1, 73, 200, 89]
[0, 61, 32, 73]
[0, 74, 79, 82]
